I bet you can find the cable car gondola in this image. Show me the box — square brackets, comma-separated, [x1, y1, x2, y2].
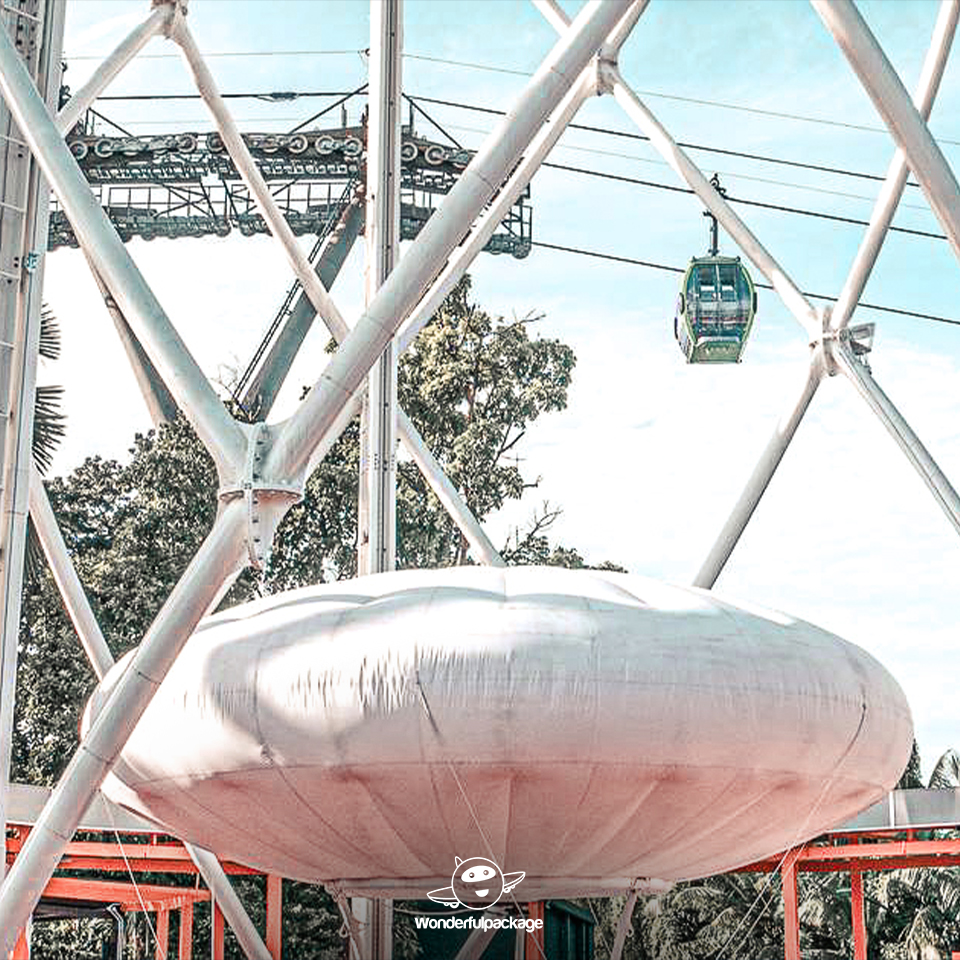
[674, 177, 757, 363]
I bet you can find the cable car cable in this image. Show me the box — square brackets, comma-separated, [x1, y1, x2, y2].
[406, 94, 928, 188]
[539, 161, 947, 241]
[531, 240, 960, 328]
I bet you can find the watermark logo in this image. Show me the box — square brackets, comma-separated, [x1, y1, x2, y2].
[427, 856, 525, 910]
[417, 856, 541, 934]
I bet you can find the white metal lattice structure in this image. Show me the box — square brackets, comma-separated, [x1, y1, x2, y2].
[0, 0, 957, 956]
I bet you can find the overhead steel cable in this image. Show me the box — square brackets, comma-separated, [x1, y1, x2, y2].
[407, 93, 927, 188]
[81, 87, 928, 190]
[539, 161, 947, 241]
[531, 241, 960, 328]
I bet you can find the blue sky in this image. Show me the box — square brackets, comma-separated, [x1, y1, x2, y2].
[39, 0, 960, 775]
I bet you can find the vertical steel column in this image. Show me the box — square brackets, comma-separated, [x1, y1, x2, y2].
[212, 902, 225, 960]
[0, 0, 63, 906]
[851, 870, 867, 960]
[265, 875, 282, 960]
[155, 909, 169, 960]
[356, 4, 402, 946]
[178, 903, 194, 960]
[265, 0, 633, 482]
[359, 0, 402, 579]
[524, 902, 545, 959]
[781, 856, 801, 960]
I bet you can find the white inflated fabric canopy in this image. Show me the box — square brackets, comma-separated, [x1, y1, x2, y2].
[85, 566, 912, 899]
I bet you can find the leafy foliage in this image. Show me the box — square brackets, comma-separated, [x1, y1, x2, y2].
[16, 278, 617, 958]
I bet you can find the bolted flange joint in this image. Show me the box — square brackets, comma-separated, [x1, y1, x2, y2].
[154, 0, 188, 39]
[218, 422, 304, 572]
[815, 303, 875, 378]
[595, 51, 618, 96]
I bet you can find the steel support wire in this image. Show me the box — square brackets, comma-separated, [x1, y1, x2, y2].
[812, 0, 960, 264]
[0, 504, 248, 953]
[693, 352, 825, 589]
[602, 62, 821, 339]
[0, 24, 246, 475]
[55, 1, 175, 134]
[264, 0, 634, 482]
[28, 464, 273, 960]
[831, 0, 958, 331]
[832, 339, 960, 536]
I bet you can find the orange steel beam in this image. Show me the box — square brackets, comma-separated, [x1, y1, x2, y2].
[9, 928, 28, 960]
[7, 836, 257, 875]
[525, 902, 545, 960]
[156, 909, 169, 960]
[212, 902, 225, 960]
[739, 835, 960, 873]
[179, 903, 194, 960]
[266, 875, 282, 959]
[42, 877, 210, 913]
[851, 870, 866, 960]
[782, 854, 801, 960]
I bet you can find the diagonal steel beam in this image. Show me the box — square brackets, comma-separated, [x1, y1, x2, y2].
[610, 888, 640, 960]
[831, 0, 958, 330]
[241, 194, 365, 420]
[694, 351, 825, 588]
[0, 23, 246, 475]
[812, 0, 960, 262]
[693, 2, 958, 588]
[265, 0, 634, 482]
[172, 17, 352, 351]
[602, 62, 820, 339]
[28, 463, 114, 680]
[55, 1, 175, 135]
[0, 504, 248, 952]
[833, 339, 960, 536]
[397, 67, 596, 354]
[28, 465, 273, 960]
[533, 0, 820, 339]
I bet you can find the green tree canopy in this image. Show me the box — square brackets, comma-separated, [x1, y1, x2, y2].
[15, 277, 618, 958]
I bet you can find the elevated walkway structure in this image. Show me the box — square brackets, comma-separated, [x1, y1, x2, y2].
[736, 787, 960, 960]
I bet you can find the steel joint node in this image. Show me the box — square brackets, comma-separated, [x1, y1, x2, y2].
[217, 423, 304, 571]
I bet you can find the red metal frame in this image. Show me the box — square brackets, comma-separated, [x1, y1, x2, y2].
[10, 817, 960, 959]
[5, 824, 280, 960]
[735, 831, 960, 959]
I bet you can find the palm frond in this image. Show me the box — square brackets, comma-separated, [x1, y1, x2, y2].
[38, 304, 60, 361]
[32, 385, 66, 474]
[23, 516, 47, 588]
[928, 749, 960, 789]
